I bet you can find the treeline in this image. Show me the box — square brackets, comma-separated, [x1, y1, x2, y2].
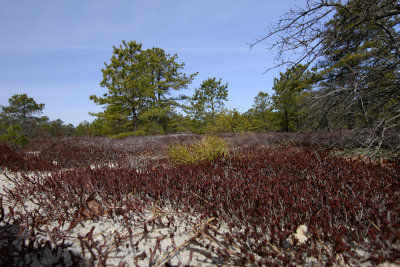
[0, 67, 310, 145]
[0, 94, 75, 145]
[75, 42, 317, 137]
[0, 41, 312, 145]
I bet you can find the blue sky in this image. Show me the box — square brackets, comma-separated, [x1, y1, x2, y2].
[0, 0, 300, 126]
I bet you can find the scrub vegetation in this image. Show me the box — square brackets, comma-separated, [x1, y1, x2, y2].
[0, 0, 399, 265]
[0, 133, 399, 266]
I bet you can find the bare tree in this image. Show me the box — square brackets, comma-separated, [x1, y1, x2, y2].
[253, 0, 400, 153]
[252, 0, 399, 67]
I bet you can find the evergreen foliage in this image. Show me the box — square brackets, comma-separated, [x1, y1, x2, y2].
[0, 124, 28, 146]
[90, 41, 197, 136]
[208, 109, 253, 133]
[252, 0, 400, 151]
[189, 77, 228, 131]
[0, 94, 77, 142]
[1, 94, 44, 138]
[271, 65, 312, 132]
[309, 1, 400, 150]
[246, 92, 276, 131]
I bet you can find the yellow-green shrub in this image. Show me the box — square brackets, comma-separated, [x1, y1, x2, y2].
[167, 135, 229, 164]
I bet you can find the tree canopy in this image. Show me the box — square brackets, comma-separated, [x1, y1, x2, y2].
[190, 77, 228, 128]
[271, 65, 312, 132]
[2, 94, 44, 122]
[0, 94, 76, 144]
[253, 0, 400, 150]
[0, 94, 45, 138]
[90, 41, 197, 135]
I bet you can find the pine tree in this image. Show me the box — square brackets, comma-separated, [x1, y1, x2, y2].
[271, 65, 311, 132]
[1, 94, 44, 137]
[253, 0, 400, 150]
[312, 1, 400, 148]
[139, 47, 197, 133]
[90, 41, 197, 135]
[190, 77, 228, 128]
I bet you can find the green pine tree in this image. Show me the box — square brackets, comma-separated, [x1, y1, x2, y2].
[1, 93, 45, 138]
[271, 65, 312, 132]
[90, 41, 197, 135]
[190, 77, 228, 130]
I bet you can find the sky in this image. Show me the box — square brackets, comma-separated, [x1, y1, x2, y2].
[0, 0, 300, 126]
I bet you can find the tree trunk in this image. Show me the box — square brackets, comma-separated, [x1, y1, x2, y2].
[132, 108, 137, 131]
[284, 110, 289, 132]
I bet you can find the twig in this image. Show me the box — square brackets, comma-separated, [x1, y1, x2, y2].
[191, 193, 212, 205]
[202, 231, 238, 256]
[267, 240, 281, 254]
[155, 217, 216, 266]
[369, 220, 381, 232]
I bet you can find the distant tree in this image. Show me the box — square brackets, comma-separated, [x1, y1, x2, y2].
[164, 113, 192, 133]
[247, 91, 275, 131]
[271, 65, 311, 132]
[36, 117, 75, 137]
[90, 41, 197, 135]
[211, 108, 252, 133]
[1, 94, 44, 137]
[2, 94, 44, 122]
[253, 92, 272, 115]
[75, 121, 93, 136]
[190, 77, 228, 128]
[48, 119, 74, 137]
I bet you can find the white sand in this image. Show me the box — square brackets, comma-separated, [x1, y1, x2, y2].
[0, 172, 233, 266]
[1, 172, 397, 267]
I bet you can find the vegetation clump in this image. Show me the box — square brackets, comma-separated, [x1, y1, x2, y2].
[1, 133, 399, 266]
[110, 130, 147, 139]
[167, 135, 229, 164]
[0, 124, 28, 146]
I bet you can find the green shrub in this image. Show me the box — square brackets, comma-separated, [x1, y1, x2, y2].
[110, 130, 147, 139]
[141, 122, 165, 135]
[0, 124, 28, 146]
[167, 135, 229, 164]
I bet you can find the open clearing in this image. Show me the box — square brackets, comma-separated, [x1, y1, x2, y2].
[0, 132, 399, 266]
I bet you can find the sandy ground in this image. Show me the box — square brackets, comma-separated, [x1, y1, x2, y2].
[1, 171, 397, 267]
[0, 172, 239, 266]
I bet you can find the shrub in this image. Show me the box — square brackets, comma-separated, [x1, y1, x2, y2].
[110, 130, 147, 139]
[0, 142, 24, 171]
[0, 124, 28, 146]
[167, 135, 229, 164]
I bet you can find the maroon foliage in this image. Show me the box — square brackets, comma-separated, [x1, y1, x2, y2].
[1, 133, 399, 265]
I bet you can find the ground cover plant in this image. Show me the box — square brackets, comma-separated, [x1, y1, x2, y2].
[167, 135, 229, 165]
[0, 132, 399, 266]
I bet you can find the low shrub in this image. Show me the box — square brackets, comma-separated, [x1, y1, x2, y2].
[0, 142, 24, 171]
[167, 135, 229, 164]
[110, 130, 147, 139]
[4, 144, 400, 265]
[0, 124, 28, 146]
